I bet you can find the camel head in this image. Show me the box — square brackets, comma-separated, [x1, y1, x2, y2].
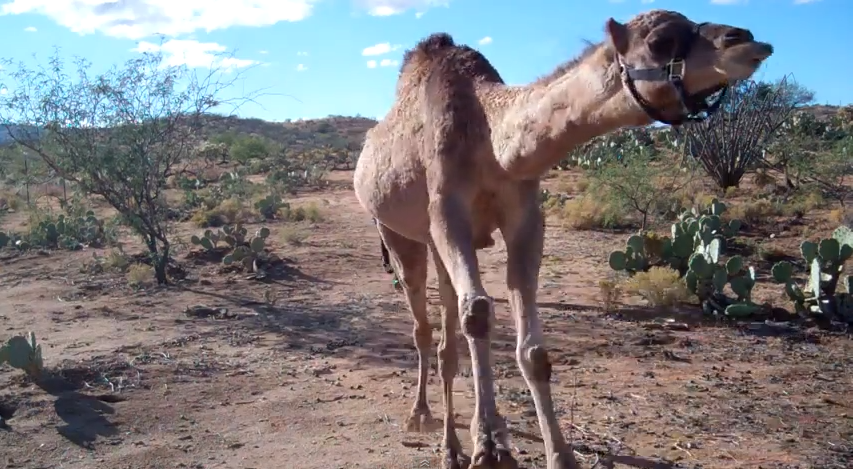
[604, 9, 774, 125]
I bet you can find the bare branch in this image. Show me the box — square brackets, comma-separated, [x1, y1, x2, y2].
[679, 75, 801, 189]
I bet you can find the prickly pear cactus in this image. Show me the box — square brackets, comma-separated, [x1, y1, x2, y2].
[191, 228, 223, 252]
[254, 194, 283, 220]
[0, 332, 44, 378]
[609, 235, 648, 274]
[220, 225, 278, 275]
[607, 198, 756, 317]
[772, 226, 853, 323]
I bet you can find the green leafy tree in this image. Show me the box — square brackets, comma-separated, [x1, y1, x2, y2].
[0, 46, 255, 284]
[590, 145, 695, 231]
[229, 135, 273, 163]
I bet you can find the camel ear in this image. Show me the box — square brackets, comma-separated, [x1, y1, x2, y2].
[605, 18, 630, 55]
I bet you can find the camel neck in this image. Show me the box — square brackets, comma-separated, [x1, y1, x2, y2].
[488, 47, 650, 179]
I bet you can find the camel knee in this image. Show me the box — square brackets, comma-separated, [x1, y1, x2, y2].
[460, 295, 493, 340]
[518, 344, 552, 383]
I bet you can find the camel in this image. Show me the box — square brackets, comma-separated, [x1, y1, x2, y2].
[353, 9, 773, 469]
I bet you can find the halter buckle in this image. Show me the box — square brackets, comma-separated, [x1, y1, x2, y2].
[667, 59, 685, 81]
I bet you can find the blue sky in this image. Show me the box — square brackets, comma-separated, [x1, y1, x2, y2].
[0, 0, 848, 122]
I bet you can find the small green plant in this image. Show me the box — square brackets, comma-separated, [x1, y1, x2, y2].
[0, 332, 44, 379]
[23, 210, 113, 250]
[190, 229, 223, 252]
[126, 263, 155, 289]
[254, 193, 284, 220]
[623, 266, 689, 309]
[219, 224, 280, 276]
[598, 278, 623, 313]
[771, 226, 853, 323]
[683, 244, 759, 317]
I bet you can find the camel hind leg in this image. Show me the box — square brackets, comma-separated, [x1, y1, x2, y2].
[430, 242, 471, 469]
[376, 223, 437, 432]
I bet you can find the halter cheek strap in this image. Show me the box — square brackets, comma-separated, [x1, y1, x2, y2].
[617, 22, 728, 126]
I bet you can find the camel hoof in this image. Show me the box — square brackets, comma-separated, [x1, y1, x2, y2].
[405, 409, 437, 432]
[443, 451, 471, 469]
[470, 443, 517, 469]
[549, 452, 582, 469]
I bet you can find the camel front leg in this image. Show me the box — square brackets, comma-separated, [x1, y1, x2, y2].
[499, 184, 581, 469]
[429, 194, 517, 469]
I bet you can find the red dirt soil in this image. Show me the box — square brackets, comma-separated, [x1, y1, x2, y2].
[1, 171, 851, 469]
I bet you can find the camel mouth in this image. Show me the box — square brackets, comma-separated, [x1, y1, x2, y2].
[714, 43, 773, 80]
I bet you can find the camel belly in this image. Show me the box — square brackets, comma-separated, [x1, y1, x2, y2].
[353, 143, 431, 243]
[353, 129, 499, 249]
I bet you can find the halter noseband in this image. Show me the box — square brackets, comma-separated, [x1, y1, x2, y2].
[617, 22, 727, 127]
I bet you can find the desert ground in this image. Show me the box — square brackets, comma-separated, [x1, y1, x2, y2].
[1, 170, 851, 469]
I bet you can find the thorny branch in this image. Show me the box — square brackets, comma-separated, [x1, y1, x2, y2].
[679, 76, 800, 189]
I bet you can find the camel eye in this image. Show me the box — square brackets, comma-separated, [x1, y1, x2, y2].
[723, 28, 754, 46]
[647, 35, 676, 57]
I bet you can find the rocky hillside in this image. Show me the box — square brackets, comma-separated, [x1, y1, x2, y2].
[198, 114, 377, 154]
[0, 115, 378, 152]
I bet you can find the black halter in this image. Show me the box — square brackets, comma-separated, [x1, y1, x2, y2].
[618, 22, 727, 126]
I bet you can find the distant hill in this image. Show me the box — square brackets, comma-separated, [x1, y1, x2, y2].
[199, 114, 378, 154]
[0, 115, 379, 153]
[1, 104, 848, 154]
[798, 105, 849, 122]
[0, 125, 44, 145]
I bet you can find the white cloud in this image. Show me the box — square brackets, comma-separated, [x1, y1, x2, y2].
[297, 51, 309, 56]
[259, 50, 268, 54]
[477, 36, 492, 46]
[367, 58, 397, 68]
[0, 0, 320, 40]
[23, 25, 36, 32]
[356, 0, 449, 17]
[361, 42, 401, 56]
[0, 88, 7, 95]
[415, 11, 425, 18]
[793, 0, 820, 3]
[641, 0, 655, 3]
[296, 63, 307, 71]
[132, 39, 258, 70]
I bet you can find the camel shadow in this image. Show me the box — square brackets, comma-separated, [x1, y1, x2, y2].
[32, 373, 121, 449]
[493, 297, 597, 313]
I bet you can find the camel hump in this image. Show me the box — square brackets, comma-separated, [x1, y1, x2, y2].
[402, 33, 456, 68]
[416, 33, 456, 54]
